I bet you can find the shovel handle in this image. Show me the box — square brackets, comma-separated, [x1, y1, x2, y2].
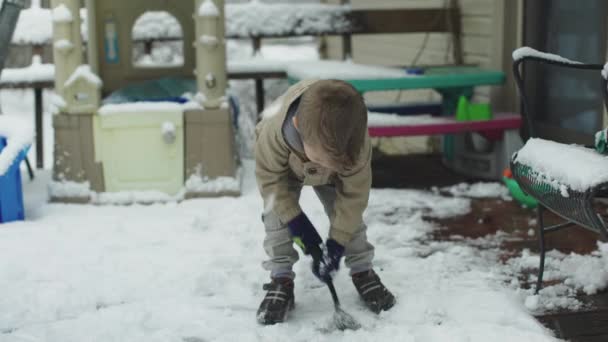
[310, 246, 341, 307]
[326, 278, 341, 308]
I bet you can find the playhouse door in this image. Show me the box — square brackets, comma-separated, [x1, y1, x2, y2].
[94, 110, 184, 195]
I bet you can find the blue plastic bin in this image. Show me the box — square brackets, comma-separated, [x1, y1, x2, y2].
[0, 137, 28, 224]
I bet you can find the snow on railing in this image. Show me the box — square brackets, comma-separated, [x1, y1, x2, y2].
[512, 47, 582, 65]
[11, 3, 350, 45]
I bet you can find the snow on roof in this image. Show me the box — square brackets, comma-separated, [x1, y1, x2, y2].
[514, 138, 608, 192]
[11, 3, 350, 44]
[12, 5, 53, 45]
[52, 4, 73, 23]
[132, 11, 183, 40]
[0, 116, 34, 176]
[0, 55, 54, 85]
[286, 60, 408, 80]
[512, 47, 582, 64]
[199, 0, 220, 17]
[64, 65, 102, 88]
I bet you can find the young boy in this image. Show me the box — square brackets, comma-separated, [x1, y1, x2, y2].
[254, 79, 395, 324]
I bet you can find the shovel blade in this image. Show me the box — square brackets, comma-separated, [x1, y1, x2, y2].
[333, 307, 361, 331]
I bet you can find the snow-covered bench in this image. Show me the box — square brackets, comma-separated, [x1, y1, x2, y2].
[510, 47, 608, 293]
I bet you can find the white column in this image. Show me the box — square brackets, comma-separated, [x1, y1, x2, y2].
[195, 0, 228, 109]
[51, 0, 83, 98]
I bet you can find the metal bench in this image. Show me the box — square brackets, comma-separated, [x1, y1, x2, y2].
[511, 48, 608, 294]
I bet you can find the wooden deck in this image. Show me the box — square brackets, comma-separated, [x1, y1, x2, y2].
[373, 154, 608, 342]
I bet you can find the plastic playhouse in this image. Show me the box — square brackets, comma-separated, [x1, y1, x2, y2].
[49, 0, 239, 203]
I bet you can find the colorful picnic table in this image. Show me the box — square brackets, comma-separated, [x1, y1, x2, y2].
[286, 62, 505, 116]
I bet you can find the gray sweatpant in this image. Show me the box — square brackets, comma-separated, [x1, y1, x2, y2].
[262, 184, 375, 279]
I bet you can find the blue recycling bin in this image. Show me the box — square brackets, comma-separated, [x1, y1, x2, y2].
[0, 137, 29, 224]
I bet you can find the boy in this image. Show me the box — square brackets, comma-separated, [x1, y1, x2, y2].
[255, 79, 395, 325]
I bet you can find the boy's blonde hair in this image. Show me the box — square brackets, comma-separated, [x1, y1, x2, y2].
[297, 80, 368, 170]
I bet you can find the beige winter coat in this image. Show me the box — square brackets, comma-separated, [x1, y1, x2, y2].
[254, 79, 372, 245]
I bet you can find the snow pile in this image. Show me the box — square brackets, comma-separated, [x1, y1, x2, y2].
[512, 47, 582, 64]
[501, 244, 608, 312]
[287, 61, 408, 81]
[51, 4, 73, 23]
[226, 3, 349, 37]
[47, 180, 91, 199]
[132, 11, 183, 40]
[367, 113, 449, 127]
[0, 55, 54, 85]
[199, 0, 220, 17]
[64, 65, 102, 88]
[184, 172, 242, 194]
[442, 182, 511, 200]
[11, 2, 53, 44]
[0, 115, 33, 176]
[98, 102, 199, 116]
[514, 138, 608, 191]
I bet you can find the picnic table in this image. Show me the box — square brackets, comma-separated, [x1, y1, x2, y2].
[286, 61, 505, 117]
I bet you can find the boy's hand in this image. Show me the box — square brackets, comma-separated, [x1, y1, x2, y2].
[287, 213, 323, 255]
[311, 239, 345, 283]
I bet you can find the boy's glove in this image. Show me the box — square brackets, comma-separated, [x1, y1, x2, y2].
[310, 239, 345, 283]
[287, 212, 322, 255]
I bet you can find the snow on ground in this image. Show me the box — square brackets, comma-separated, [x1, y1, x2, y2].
[440, 182, 511, 201]
[0, 162, 560, 342]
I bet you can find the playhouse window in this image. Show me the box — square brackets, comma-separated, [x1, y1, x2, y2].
[132, 11, 184, 68]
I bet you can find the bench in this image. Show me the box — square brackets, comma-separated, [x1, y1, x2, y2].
[510, 47, 608, 294]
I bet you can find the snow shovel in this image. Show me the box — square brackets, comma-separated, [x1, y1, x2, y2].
[310, 248, 361, 331]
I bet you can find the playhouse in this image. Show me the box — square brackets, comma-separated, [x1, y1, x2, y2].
[49, 0, 239, 203]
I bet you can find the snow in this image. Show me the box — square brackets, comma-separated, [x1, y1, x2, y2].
[441, 182, 511, 200]
[12, 3, 349, 44]
[198, 0, 220, 17]
[47, 180, 91, 199]
[0, 55, 54, 85]
[98, 102, 194, 116]
[132, 11, 183, 41]
[514, 138, 608, 192]
[602, 63, 608, 80]
[512, 47, 582, 65]
[64, 65, 102, 88]
[0, 115, 33, 176]
[199, 34, 218, 46]
[52, 4, 73, 23]
[12, 4, 53, 45]
[54, 38, 73, 51]
[367, 113, 449, 127]
[0, 162, 560, 341]
[184, 169, 242, 194]
[287, 61, 409, 81]
[226, 3, 349, 37]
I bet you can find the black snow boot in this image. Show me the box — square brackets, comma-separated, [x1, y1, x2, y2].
[352, 269, 396, 314]
[256, 277, 295, 325]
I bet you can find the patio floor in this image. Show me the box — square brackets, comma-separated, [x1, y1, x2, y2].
[372, 154, 608, 342]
